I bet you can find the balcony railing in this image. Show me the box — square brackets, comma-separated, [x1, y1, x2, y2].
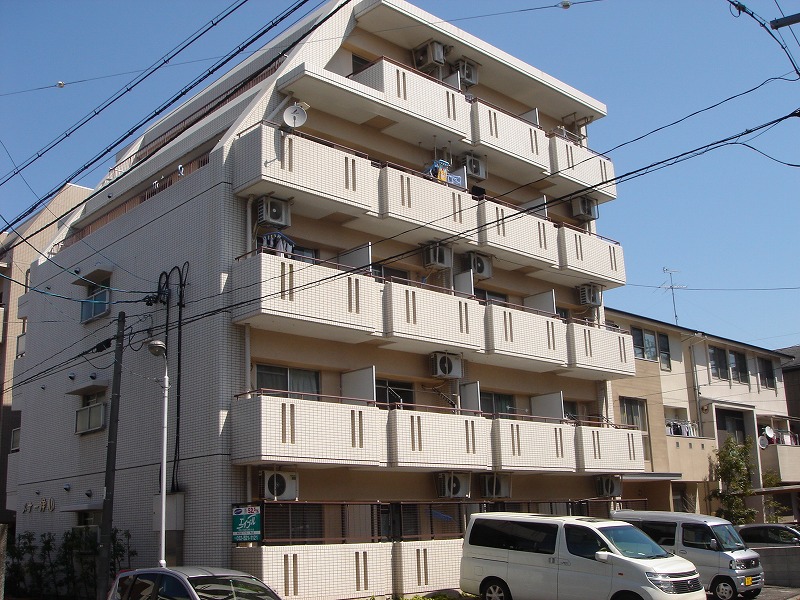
[383, 280, 485, 353]
[566, 320, 635, 378]
[491, 415, 577, 471]
[231, 251, 383, 343]
[760, 443, 800, 484]
[477, 197, 558, 269]
[484, 302, 568, 369]
[470, 100, 550, 177]
[387, 404, 491, 470]
[556, 224, 626, 287]
[231, 392, 388, 467]
[574, 423, 644, 472]
[547, 133, 617, 201]
[665, 434, 716, 482]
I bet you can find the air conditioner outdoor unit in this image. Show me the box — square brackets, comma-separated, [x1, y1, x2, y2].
[596, 475, 622, 498]
[571, 196, 598, 221]
[467, 252, 493, 279]
[423, 244, 453, 269]
[461, 154, 487, 181]
[436, 472, 470, 498]
[431, 352, 463, 379]
[261, 471, 299, 500]
[577, 283, 602, 307]
[413, 40, 445, 70]
[455, 59, 479, 87]
[257, 196, 291, 228]
[481, 474, 511, 498]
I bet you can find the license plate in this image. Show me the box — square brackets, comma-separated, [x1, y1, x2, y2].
[745, 577, 753, 586]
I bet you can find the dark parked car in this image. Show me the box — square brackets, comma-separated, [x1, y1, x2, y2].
[735, 524, 800, 547]
[107, 566, 282, 600]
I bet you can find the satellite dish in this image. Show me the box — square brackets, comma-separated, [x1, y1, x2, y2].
[282, 104, 308, 128]
[758, 435, 769, 450]
[764, 426, 775, 439]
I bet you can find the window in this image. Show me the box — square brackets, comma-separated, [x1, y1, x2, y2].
[292, 246, 318, 265]
[480, 391, 514, 417]
[159, 575, 191, 600]
[638, 520, 677, 546]
[620, 397, 650, 461]
[729, 351, 749, 384]
[72, 511, 101, 554]
[682, 523, 714, 550]
[474, 288, 508, 304]
[469, 519, 558, 554]
[373, 265, 408, 282]
[631, 327, 657, 361]
[758, 357, 775, 389]
[10, 428, 20, 452]
[708, 346, 729, 380]
[564, 524, 608, 559]
[75, 391, 106, 434]
[81, 278, 110, 322]
[376, 379, 414, 407]
[658, 333, 671, 370]
[256, 364, 319, 400]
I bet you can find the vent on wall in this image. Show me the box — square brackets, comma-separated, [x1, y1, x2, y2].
[467, 252, 492, 279]
[423, 244, 453, 269]
[461, 154, 487, 181]
[577, 283, 602, 307]
[596, 475, 621, 497]
[480, 474, 511, 498]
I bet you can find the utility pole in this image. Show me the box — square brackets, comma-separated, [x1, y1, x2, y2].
[97, 312, 125, 600]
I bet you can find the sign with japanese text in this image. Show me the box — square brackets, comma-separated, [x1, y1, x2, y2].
[232, 504, 261, 543]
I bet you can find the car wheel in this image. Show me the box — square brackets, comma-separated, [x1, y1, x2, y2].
[482, 578, 512, 600]
[743, 590, 761, 599]
[711, 577, 737, 600]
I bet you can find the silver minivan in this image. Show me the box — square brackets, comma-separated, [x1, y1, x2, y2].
[460, 512, 706, 600]
[611, 510, 763, 600]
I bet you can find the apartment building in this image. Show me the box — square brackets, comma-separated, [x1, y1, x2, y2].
[0, 183, 91, 534]
[606, 310, 798, 521]
[8, 1, 641, 598]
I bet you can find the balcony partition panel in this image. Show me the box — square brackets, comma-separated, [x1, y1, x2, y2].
[491, 417, 577, 471]
[484, 303, 567, 370]
[548, 134, 617, 201]
[387, 407, 491, 470]
[231, 394, 388, 467]
[477, 199, 559, 268]
[383, 281, 485, 352]
[231, 253, 383, 342]
[575, 425, 645, 472]
[566, 322, 635, 378]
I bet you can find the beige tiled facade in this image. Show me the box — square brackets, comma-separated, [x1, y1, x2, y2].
[4, 1, 794, 599]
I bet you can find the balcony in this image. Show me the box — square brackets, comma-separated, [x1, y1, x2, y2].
[575, 424, 645, 472]
[547, 133, 617, 202]
[477, 199, 559, 270]
[393, 539, 462, 596]
[382, 280, 485, 354]
[469, 100, 550, 182]
[760, 443, 800, 484]
[565, 321, 635, 379]
[534, 224, 625, 288]
[483, 303, 567, 371]
[232, 122, 380, 222]
[492, 417, 577, 472]
[665, 434, 716, 481]
[233, 543, 393, 600]
[387, 406, 491, 470]
[368, 164, 480, 245]
[230, 394, 388, 467]
[277, 58, 470, 149]
[231, 252, 383, 343]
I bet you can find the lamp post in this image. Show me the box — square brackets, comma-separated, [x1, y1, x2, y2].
[148, 339, 169, 568]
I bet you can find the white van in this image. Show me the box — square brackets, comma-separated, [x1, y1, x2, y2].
[460, 513, 706, 600]
[611, 510, 763, 600]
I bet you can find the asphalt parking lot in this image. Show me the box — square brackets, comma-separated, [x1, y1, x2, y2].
[757, 585, 800, 600]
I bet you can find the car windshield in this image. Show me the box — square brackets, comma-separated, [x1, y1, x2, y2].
[599, 524, 671, 559]
[189, 576, 281, 600]
[711, 524, 746, 551]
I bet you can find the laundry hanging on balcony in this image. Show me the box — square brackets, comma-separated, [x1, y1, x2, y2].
[261, 231, 295, 258]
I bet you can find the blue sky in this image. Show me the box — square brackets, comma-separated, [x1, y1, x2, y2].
[1, 0, 798, 349]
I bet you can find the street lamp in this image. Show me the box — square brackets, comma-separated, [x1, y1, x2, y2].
[148, 339, 169, 568]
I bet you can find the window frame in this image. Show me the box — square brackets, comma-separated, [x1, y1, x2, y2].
[10, 427, 20, 452]
[75, 391, 107, 435]
[631, 327, 658, 362]
[255, 364, 320, 400]
[758, 357, 776, 389]
[708, 346, 729, 380]
[657, 333, 671, 371]
[80, 278, 111, 323]
[729, 351, 749, 384]
[375, 379, 414, 408]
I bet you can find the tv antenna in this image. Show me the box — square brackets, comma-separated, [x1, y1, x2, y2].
[662, 267, 686, 325]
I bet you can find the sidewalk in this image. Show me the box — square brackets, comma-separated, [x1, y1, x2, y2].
[759, 585, 800, 600]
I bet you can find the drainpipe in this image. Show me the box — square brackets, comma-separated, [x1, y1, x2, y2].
[689, 339, 704, 437]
